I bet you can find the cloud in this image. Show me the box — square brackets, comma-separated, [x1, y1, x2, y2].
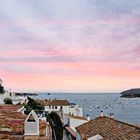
[0, 0, 140, 92]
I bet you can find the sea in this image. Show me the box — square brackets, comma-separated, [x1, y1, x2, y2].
[30, 93, 140, 125]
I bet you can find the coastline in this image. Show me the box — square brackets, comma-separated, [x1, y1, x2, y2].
[30, 93, 140, 125]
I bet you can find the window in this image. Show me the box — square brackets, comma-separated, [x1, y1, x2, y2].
[55, 106, 57, 109]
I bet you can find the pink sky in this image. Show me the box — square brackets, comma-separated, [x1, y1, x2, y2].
[0, 0, 140, 93]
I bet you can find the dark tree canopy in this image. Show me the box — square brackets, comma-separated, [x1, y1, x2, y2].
[24, 97, 44, 115]
[47, 112, 63, 140]
[4, 98, 13, 104]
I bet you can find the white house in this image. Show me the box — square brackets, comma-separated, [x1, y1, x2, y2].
[44, 99, 70, 114]
[63, 114, 89, 140]
[24, 110, 39, 136]
[43, 99, 83, 117]
[24, 110, 52, 139]
[69, 104, 83, 117]
[0, 79, 27, 105]
[63, 114, 88, 131]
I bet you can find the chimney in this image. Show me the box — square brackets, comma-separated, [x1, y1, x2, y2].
[100, 111, 104, 117]
[86, 115, 90, 121]
[110, 113, 114, 119]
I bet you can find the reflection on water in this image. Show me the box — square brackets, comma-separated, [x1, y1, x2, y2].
[32, 93, 140, 125]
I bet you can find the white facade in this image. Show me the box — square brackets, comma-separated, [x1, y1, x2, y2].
[64, 114, 88, 140]
[64, 115, 88, 129]
[63, 114, 88, 131]
[45, 104, 83, 117]
[69, 105, 83, 117]
[0, 96, 4, 104]
[0, 91, 9, 104]
[24, 110, 39, 136]
[12, 95, 27, 105]
[0, 90, 27, 105]
[45, 105, 70, 114]
[69, 118, 88, 131]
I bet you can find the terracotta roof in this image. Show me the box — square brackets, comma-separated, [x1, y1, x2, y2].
[24, 135, 51, 140]
[0, 132, 23, 140]
[64, 114, 87, 120]
[39, 120, 47, 136]
[0, 119, 51, 139]
[0, 134, 51, 140]
[0, 110, 26, 120]
[44, 100, 70, 106]
[0, 105, 23, 112]
[76, 116, 140, 140]
[0, 110, 26, 136]
[0, 105, 52, 139]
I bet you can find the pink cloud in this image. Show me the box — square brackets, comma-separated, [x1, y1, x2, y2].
[0, 9, 140, 92]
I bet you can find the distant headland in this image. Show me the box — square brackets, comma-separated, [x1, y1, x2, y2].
[15, 92, 38, 96]
[120, 88, 140, 98]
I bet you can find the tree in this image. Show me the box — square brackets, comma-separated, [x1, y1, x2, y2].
[4, 98, 13, 104]
[46, 112, 63, 140]
[24, 97, 44, 115]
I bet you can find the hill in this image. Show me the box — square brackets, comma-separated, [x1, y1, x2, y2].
[120, 88, 140, 98]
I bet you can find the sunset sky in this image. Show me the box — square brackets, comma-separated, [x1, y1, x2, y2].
[0, 0, 140, 93]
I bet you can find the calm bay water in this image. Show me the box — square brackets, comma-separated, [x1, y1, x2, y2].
[31, 93, 140, 125]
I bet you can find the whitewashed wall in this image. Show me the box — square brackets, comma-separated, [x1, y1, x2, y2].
[69, 118, 87, 131]
[63, 114, 69, 125]
[24, 110, 40, 136]
[24, 121, 39, 135]
[69, 106, 83, 117]
[45, 105, 70, 114]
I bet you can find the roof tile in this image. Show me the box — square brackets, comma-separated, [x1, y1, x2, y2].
[76, 116, 140, 140]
